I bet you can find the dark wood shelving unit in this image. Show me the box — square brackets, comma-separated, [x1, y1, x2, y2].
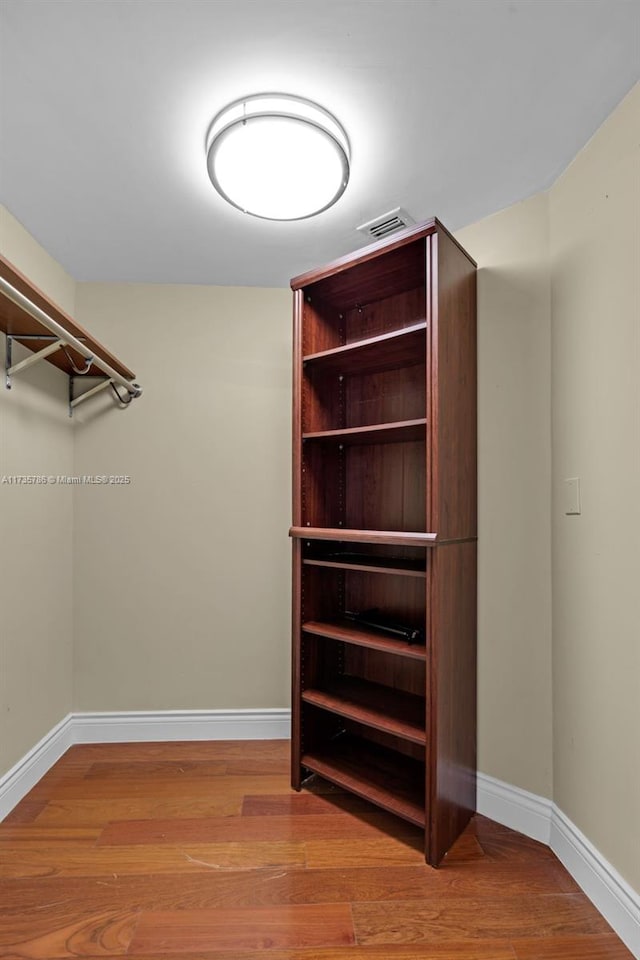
[290, 217, 477, 866]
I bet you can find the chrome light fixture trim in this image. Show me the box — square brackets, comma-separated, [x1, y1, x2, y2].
[205, 94, 350, 221]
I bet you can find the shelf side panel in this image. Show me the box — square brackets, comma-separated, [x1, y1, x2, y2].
[427, 541, 477, 865]
[291, 538, 303, 789]
[429, 228, 477, 540]
[292, 289, 304, 529]
[301, 291, 344, 354]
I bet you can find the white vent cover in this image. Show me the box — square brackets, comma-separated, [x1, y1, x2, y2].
[356, 207, 416, 241]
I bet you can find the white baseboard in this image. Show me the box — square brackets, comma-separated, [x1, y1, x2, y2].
[550, 805, 640, 958]
[71, 708, 291, 744]
[477, 771, 552, 844]
[1, 715, 637, 956]
[0, 713, 74, 821]
[478, 772, 640, 958]
[0, 708, 289, 821]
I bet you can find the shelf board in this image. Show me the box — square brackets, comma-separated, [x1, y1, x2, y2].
[302, 677, 426, 745]
[290, 527, 437, 548]
[302, 620, 427, 661]
[301, 735, 426, 827]
[302, 417, 427, 446]
[303, 322, 426, 375]
[0, 255, 136, 380]
[303, 556, 426, 578]
[303, 418, 426, 446]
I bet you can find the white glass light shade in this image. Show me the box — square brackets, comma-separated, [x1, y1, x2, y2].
[206, 95, 350, 220]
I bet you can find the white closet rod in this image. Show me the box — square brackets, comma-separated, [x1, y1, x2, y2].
[0, 276, 142, 397]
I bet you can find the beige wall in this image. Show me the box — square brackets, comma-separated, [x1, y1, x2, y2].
[72, 283, 292, 711]
[549, 82, 640, 891]
[456, 195, 553, 798]
[0, 207, 75, 773]
[455, 82, 640, 891]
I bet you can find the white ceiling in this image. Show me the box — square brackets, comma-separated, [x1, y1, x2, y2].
[1, 0, 639, 288]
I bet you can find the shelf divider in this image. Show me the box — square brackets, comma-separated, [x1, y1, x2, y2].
[302, 619, 427, 661]
[303, 418, 426, 446]
[302, 677, 426, 745]
[303, 557, 426, 577]
[303, 321, 426, 375]
[290, 527, 437, 547]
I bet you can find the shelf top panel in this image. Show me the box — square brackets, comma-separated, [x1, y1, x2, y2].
[290, 218, 476, 306]
[290, 527, 437, 547]
[0, 255, 136, 380]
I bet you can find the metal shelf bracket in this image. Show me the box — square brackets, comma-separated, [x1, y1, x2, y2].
[5, 334, 65, 390]
[0, 273, 142, 411]
[68, 376, 113, 418]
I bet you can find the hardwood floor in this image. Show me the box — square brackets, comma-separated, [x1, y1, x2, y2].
[0, 740, 632, 959]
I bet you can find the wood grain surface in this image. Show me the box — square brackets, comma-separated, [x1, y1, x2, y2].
[0, 739, 632, 960]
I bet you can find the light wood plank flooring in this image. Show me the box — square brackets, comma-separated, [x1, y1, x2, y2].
[0, 740, 633, 959]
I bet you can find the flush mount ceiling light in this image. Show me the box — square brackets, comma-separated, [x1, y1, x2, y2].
[205, 94, 350, 221]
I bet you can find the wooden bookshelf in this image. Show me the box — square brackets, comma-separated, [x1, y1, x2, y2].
[290, 218, 477, 866]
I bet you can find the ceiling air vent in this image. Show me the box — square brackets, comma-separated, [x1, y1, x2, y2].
[356, 207, 415, 242]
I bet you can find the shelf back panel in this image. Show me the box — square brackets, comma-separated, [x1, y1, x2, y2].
[302, 283, 426, 355]
[345, 365, 425, 429]
[343, 644, 426, 697]
[343, 568, 426, 628]
[345, 442, 426, 532]
[304, 363, 426, 433]
[300, 239, 428, 312]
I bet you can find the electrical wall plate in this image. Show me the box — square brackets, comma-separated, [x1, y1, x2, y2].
[564, 477, 581, 515]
